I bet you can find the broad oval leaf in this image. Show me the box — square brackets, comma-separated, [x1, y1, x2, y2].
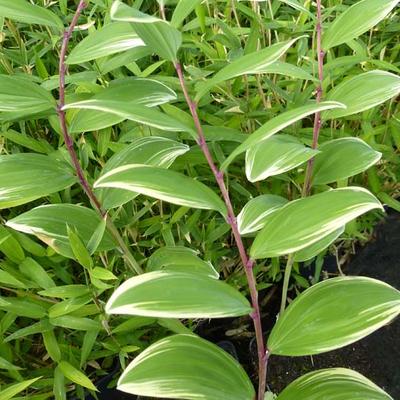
[94, 164, 227, 216]
[322, 0, 399, 50]
[69, 78, 177, 133]
[325, 70, 400, 119]
[250, 187, 382, 259]
[268, 276, 400, 356]
[277, 368, 393, 400]
[221, 101, 345, 170]
[106, 271, 251, 318]
[6, 204, 115, 258]
[237, 195, 288, 235]
[111, 1, 182, 62]
[97, 137, 189, 209]
[246, 135, 319, 182]
[147, 246, 219, 278]
[312, 137, 382, 185]
[67, 22, 145, 64]
[0, 0, 63, 29]
[117, 334, 255, 400]
[0, 153, 77, 209]
[195, 37, 304, 101]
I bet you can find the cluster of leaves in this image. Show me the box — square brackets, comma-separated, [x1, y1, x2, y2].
[0, 0, 399, 399]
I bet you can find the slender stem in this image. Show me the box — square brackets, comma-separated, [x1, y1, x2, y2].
[302, 0, 324, 197]
[56, 1, 143, 275]
[280, 253, 294, 315]
[174, 62, 267, 400]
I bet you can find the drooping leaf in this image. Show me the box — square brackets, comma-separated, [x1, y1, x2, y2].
[268, 277, 400, 356]
[96, 137, 189, 209]
[106, 271, 251, 318]
[69, 78, 177, 133]
[58, 361, 97, 392]
[111, 1, 182, 62]
[94, 165, 227, 215]
[0, 0, 63, 29]
[312, 138, 382, 185]
[260, 61, 316, 81]
[195, 37, 305, 100]
[67, 22, 145, 64]
[276, 368, 393, 400]
[117, 334, 255, 400]
[325, 71, 400, 118]
[221, 101, 345, 170]
[147, 246, 219, 278]
[322, 0, 399, 50]
[250, 187, 382, 258]
[0, 377, 41, 400]
[237, 195, 288, 235]
[246, 135, 319, 182]
[6, 204, 115, 258]
[0, 153, 77, 209]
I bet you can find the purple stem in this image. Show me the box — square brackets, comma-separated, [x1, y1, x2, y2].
[303, 0, 324, 197]
[174, 62, 268, 400]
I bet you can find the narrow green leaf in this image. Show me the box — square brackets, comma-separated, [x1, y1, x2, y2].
[312, 138, 382, 185]
[50, 316, 101, 331]
[67, 227, 93, 269]
[268, 277, 400, 356]
[67, 22, 145, 64]
[42, 330, 61, 362]
[0, 153, 76, 209]
[237, 195, 288, 236]
[325, 71, 400, 118]
[0, 297, 47, 319]
[171, 0, 203, 27]
[246, 135, 319, 182]
[260, 61, 316, 81]
[0, 377, 41, 400]
[58, 361, 97, 391]
[117, 334, 255, 400]
[19, 258, 55, 289]
[147, 246, 219, 278]
[278, 0, 314, 17]
[0, 356, 21, 371]
[94, 165, 227, 216]
[0, 0, 63, 29]
[106, 271, 252, 318]
[4, 320, 52, 343]
[54, 365, 66, 400]
[250, 187, 382, 258]
[111, 1, 182, 62]
[38, 285, 90, 299]
[322, 0, 399, 50]
[87, 217, 107, 255]
[221, 101, 345, 170]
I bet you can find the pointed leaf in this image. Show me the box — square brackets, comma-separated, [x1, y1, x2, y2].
[246, 135, 319, 182]
[0, 377, 41, 400]
[237, 195, 288, 235]
[325, 71, 400, 118]
[67, 22, 145, 64]
[171, 0, 203, 27]
[117, 334, 255, 400]
[250, 187, 382, 259]
[312, 138, 382, 184]
[106, 271, 251, 318]
[58, 361, 97, 392]
[94, 164, 227, 215]
[260, 61, 316, 81]
[221, 101, 345, 170]
[111, 1, 182, 62]
[6, 204, 115, 258]
[322, 0, 399, 50]
[268, 277, 400, 356]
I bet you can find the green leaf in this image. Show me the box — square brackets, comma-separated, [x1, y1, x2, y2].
[0, 356, 22, 371]
[94, 165, 227, 216]
[171, 0, 203, 27]
[96, 136, 189, 209]
[250, 187, 382, 259]
[117, 334, 255, 400]
[260, 61, 316, 81]
[312, 138, 382, 185]
[322, 0, 399, 50]
[237, 195, 288, 236]
[87, 217, 107, 255]
[0, 377, 41, 400]
[4, 320, 52, 343]
[0, 0, 62, 29]
[147, 246, 219, 278]
[67, 227, 93, 269]
[67, 22, 145, 64]
[325, 71, 400, 118]
[106, 271, 252, 318]
[246, 135, 319, 182]
[277, 0, 314, 17]
[39, 285, 90, 299]
[58, 361, 97, 392]
[111, 1, 182, 62]
[6, 204, 116, 259]
[90, 267, 117, 281]
[0, 297, 47, 319]
[50, 316, 101, 331]
[0, 75, 56, 119]
[268, 277, 400, 356]
[195, 37, 305, 101]
[42, 330, 61, 362]
[19, 257, 55, 289]
[221, 101, 345, 170]
[69, 78, 177, 133]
